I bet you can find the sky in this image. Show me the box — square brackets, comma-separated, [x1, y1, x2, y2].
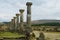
[0, 0, 60, 22]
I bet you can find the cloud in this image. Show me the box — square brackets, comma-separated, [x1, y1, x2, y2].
[31, 0, 60, 20]
[0, 0, 60, 22]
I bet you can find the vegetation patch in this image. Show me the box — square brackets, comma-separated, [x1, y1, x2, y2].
[32, 22, 60, 26]
[0, 32, 25, 38]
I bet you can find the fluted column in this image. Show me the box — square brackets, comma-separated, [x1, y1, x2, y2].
[16, 14, 19, 31]
[19, 9, 24, 30]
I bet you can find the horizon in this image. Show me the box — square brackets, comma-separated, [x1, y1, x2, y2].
[0, 19, 60, 22]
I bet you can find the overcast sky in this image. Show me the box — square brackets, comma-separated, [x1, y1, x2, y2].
[0, 0, 60, 22]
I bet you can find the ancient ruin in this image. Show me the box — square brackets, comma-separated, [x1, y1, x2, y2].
[0, 1, 60, 40]
[19, 9, 24, 31]
[13, 17, 16, 31]
[16, 14, 19, 31]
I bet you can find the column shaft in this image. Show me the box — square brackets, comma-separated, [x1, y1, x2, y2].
[16, 14, 19, 31]
[26, 2, 32, 28]
[13, 17, 16, 31]
[19, 9, 24, 33]
[10, 19, 14, 31]
[20, 13, 23, 28]
[27, 6, 31, 27]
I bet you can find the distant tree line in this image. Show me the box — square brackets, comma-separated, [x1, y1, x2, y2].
[31, 22, 60, 26]
[3, 22, 60, 26]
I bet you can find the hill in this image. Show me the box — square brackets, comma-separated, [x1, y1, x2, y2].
[31, 20, 60, 24]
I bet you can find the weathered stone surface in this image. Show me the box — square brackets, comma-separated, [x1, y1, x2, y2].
[13, 17, 16, 31]
[10, 19, 14, 31]
[38, 32, 45, 40]
[25, 31, 30, 40]
[26, 2, 33, 34]
[26, 2, 32, 28]
[16, 14, 19, 32]
[19, 9, 24, 33]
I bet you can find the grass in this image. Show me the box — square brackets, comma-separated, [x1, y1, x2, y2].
[0, 32, 25, 38]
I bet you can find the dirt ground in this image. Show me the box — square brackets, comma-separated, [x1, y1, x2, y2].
[32, 31, 60, 40]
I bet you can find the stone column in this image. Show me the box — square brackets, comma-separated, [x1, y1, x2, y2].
[10, 19, 14, 31]
[26, 2, 32, 30]
[16, 14, 19, 31]
[19, 9, 24, 31]
[26, 2, 32, 28]
[25, 2, 32, 40]
[13, 17, 16, 31]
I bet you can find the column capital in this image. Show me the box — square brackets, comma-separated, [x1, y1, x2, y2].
[26, 2, 32, 6]
[13, 17, 16, 19]
[16, 14, 19, 16]
[11, 19, 14, 21]
[19, 9, 24, 13]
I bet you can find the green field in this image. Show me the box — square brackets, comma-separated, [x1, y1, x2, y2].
[0, 31, 60, 40]
[0, 32, 25, 38]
